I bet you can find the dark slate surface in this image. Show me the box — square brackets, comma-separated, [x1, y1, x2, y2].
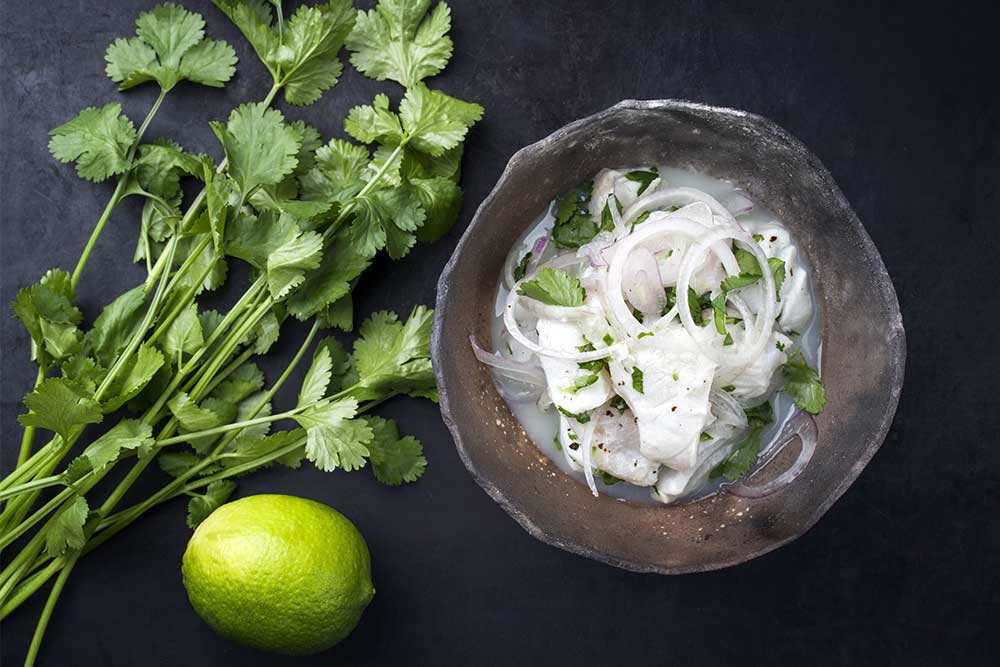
[1, 1, 997, 665]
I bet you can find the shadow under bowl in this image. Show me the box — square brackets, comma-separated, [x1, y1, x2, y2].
[432, 99, 905, 574]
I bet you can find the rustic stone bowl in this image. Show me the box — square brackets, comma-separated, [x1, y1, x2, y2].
[432, 100, 905, 574]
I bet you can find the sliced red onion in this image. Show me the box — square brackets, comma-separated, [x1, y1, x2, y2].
[725, 411, 817, 499]
[532, 235, 549, 256]
[469, 336, 545, 386]
[622, 247, 666, 315]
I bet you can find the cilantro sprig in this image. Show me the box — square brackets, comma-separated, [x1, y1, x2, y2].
[0, 1, 482, 655]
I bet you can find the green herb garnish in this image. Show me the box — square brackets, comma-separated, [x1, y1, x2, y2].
[517, 268, 586, 307]
[513, 251, 532, 281]
[625, 167, 658, 195]
[631, 367, 644, 394]
[782, 353, 826, 414]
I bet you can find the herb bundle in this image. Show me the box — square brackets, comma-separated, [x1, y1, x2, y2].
[0, 1, 481, 663]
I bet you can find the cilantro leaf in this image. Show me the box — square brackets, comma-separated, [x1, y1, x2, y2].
[45, 496, 90, 558]
[350, 187, 426, 259]
[398, 83, 483, 157]
[105, 2, 236, 91]
[157, 451, 207, 478]
[550, 182, 597, 248]
[210, 362, 266, 404]
[347, 0, 454, 87]
[85, 286, 147, 368]
[276, 1, 357, 105]
[187, 480, 237, 528]
[266, 228, 324, 299]
[625, 167, 658, 196]
[517, 268, 585, 307]
[294, 398, 373, 472]
[210, 103, 302, 198]
[349, 306, 436, 401]
[298, 345, 333, 408]
[162, 303, 204, 358]
[80, 419, 154, 473]
[710, 402, 775, 481]
[48, 103, 137, 182]
[344, 93, 404, 145]
[168, 392, 223, 431]
[18, 378, 103, 442]
[366, 416, 427, 485]
[631, 367, 644, 394]
[513, 252, 532, 282]
[720, 247, 786, 296]
[710, 433, 762, 482]
[300, 138, 370, 203]
[103, 344, 165, 412]
[220, 430, 307, 471]
[557, 406, 591, 423]
[286, 234, 370, 320]
[782, 353, 826, 414]
[214, 0, 355, 106]
[409, 176, 462, 242]
[12, 269, 83, 365]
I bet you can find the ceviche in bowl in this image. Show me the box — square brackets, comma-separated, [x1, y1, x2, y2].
[433, 100, 904, 573]
[475, 166, 825, 504]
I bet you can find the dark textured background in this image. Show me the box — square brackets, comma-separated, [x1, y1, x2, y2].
[2, 1, 998, 665]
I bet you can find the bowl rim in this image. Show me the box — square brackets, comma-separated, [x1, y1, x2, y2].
[432, 98, 906, 574]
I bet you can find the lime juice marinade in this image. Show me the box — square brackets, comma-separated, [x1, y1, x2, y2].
[490, 167, 821, 504]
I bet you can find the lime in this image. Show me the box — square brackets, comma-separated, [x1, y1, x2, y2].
[181, 494, 375, 655]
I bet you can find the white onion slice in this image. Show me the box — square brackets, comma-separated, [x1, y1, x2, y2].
[469, 337, 545, 386]
[622, 247, 665, 314]
[709, 389, 748, 428]
[579, 419, 598, 497]
[604, 215, 715, 337]
[622, 187, 737, 226]
[676, 227, 776, 375]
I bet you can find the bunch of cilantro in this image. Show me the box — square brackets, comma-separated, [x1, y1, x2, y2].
[0, 2, 480, 663]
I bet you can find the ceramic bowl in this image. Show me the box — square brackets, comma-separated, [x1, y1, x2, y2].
[432, 100, 905, 574]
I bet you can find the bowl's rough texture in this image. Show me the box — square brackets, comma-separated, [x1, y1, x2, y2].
[432, 100, 905, 574]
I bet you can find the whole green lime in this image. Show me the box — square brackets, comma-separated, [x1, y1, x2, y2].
[181, 494, 375, 655]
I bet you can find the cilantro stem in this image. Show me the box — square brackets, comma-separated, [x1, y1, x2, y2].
[70, 88, 167, 291]
[0, 476, 64, 503]
[156, 409, 302, 447]
[0, 488, 75, 551]
[90, 322, 321, 539]
[0, 557, 62, 619]
[24, 553, 77, 667]
[15, 367, 46, 467]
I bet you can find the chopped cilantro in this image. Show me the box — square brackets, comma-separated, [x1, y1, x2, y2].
[513, 251, 532, 281]
[597, 470, 623, 485]
[630, 209, 652, 231]
[700, 432, 712, 442]
[637, 331, 654, 339]
[602, 333, 615, 346]
[557, 406, 591, 423]
[551, 182, 597, 248]
[600, 194, 623, 232]
[625, 167, 658, 195]
[631, 367, 644, 394]
[610, 395, 627, 411]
